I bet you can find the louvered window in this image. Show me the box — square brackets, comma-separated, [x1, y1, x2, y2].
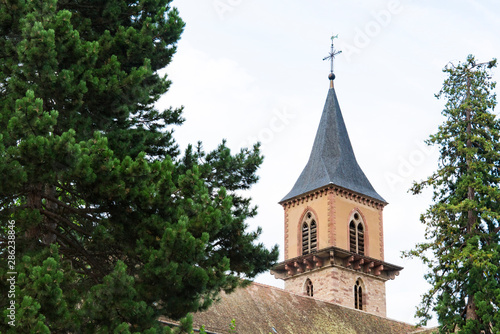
[301, 212, 318, 255]
[302, 222, 309, 255]
[310, 220, 317, 253]
[357, 223, 364, 255]
[349, 221, 356, 252]
[349, 212, 365, 255]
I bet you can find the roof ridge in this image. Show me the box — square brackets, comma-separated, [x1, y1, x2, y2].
[406, 327, 439, 334]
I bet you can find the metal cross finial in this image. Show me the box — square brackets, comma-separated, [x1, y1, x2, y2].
[323, 35, 342, 75]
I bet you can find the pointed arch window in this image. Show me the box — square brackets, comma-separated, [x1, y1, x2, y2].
[349, 212, 365, 255]
[354, 279, 363, 310]
[305, 278, 314, 297]
[301, 212, 317, 255]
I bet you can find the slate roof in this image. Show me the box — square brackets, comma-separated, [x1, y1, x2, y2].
[281, 86, 386, 203]
[180, 282, 421, 334]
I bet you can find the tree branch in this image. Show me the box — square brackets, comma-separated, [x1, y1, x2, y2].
[40, 209, 92, 236]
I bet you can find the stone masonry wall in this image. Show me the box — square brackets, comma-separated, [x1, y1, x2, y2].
[284, 266, 387, 317]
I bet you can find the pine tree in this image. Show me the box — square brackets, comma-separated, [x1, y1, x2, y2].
[405, 55, 500, 333]
[0, 0, 278, 332]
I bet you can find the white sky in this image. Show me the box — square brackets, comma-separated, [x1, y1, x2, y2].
[158, 0, 500, 326]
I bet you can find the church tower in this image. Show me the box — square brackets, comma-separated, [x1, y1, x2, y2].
[271, 39, 402, 317]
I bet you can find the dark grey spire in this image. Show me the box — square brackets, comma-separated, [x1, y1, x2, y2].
[280, 86, 386, 203]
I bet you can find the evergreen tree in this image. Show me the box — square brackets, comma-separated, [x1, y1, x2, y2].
[0, 0, 278, 332]
[405, 55, 500, 333]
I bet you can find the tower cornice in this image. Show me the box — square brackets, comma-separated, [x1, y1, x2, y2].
[270, 246, 402, 282]
[280, 184, 387, 210]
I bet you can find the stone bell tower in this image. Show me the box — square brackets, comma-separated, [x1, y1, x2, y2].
[271, 38, 402, 317]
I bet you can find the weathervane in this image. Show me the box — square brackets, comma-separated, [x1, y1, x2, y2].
[323, 35, 342, 82]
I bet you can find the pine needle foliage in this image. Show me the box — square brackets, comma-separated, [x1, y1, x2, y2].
[0, 0, 278, 332]
[404, 55, 500, 333]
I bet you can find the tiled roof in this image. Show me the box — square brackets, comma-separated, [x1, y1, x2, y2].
[407, 328, 438, 334]
[186, 282, 419, 334]
[281, 86, 386, 204]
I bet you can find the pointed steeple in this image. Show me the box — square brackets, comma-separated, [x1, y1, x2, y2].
[281, 83, 386, 204]
[274, 43, 401, 316]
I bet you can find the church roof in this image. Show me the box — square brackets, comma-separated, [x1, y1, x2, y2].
[281, 85, 386, 204]
[171, 282, 421, 334]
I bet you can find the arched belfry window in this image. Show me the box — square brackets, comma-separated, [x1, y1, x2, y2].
[349, 212, 365, 255]
[354, 278, 363, 310]
[305, 278, 314, 297]
[301, 212, 317, 255]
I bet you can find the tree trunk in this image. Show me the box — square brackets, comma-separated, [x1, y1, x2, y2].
[42, 184, 57, 245]
[25, 183, 43, 240]
[25, 183, 57, 245]
[465, 74, 479, 324]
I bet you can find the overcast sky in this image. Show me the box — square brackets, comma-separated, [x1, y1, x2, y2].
[159, 0, 500, 326]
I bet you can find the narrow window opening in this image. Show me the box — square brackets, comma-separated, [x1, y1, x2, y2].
[310, 220, 317, 252]
[302, 222, 309, 255]
[359, 286, 363, 310]
[301, 211, 318, 255]
[305, 279, 314, 297]
[354, 285, 358, 309]
[358, 224, 364, 255]
[349, 212, 366, 255]
[354, 279, 363, 310]
[349, 221, 356, 252]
